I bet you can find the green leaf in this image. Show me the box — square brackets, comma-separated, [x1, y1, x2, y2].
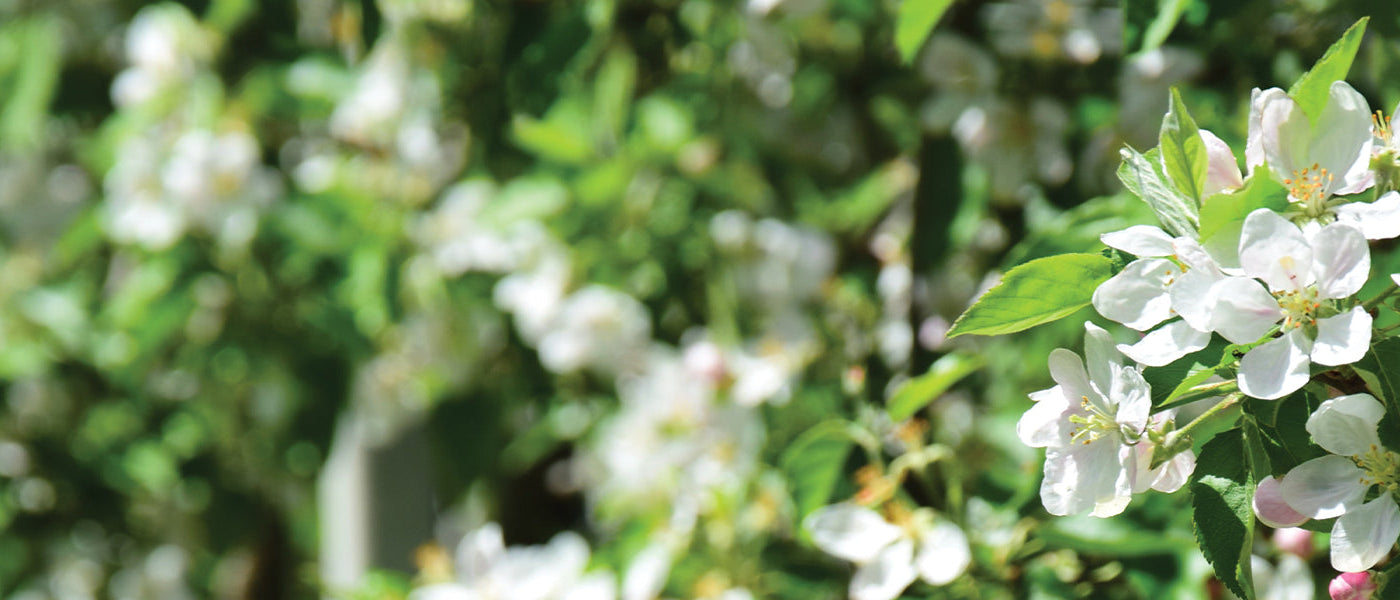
[947, 253, 1115, 338]
[1038, 515, 1195, 556]
[1159, 88, 1208, 203]
[1198, 170, 1289, 242]
[1288, 17, 1368, 123]
[1117, 146, 1199, 238]
[1376, 547, 1400, 599]
[894, 0, 954, 64]
[1138, 0, 1190, 53]
[886, 353, 982, 421]
[1191, 428, 1256, 600]
[781, 421, 855, 520]
[1143, 337, 1227, 407]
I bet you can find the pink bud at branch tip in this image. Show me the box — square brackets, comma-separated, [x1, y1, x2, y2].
[1330, 571, 1377, 600]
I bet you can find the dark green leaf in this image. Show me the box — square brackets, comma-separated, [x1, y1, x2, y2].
[1117, 146, 1199, 238]
[887, 353, 982, 421]
[1288, 18, 1368, 123]
[1191, 428, 1255, 600]
[947, 253, 1115, 338]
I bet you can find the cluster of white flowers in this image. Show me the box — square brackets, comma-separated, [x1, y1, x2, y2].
[802, 502, 970, 600]
[1025, 80, 1400, 535]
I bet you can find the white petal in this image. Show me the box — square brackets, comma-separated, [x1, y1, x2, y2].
[1109, 363, 1152, 431]
[1100, 225, 1176, 257]
[1305, 393, 1386, 456]
[804, 503, 903, 563]
[1311, 307, 1371, 367]
[850, 538, 918, 600]
[1244, 87, 1269, 171]
[913, 521, 971, 586]
[621, 543, 671, 600]
[1207, 277, 1281, 344]
[1091, 259, 1176, 330]
[1332, 192, 1400, 240]
[1047, 348, 1094, 401]
[1117, 320, 1210, 367]
[1200, 129, 1244, 196]
[563, 572, 618, 600]
[1257, 88, 1312, 179]
[1253, 476, 1308, 528]
[1237, 329, 1312, 400]
[1330, 497, 1400, 572]
[456, 523, 505, 582]
[1278, 455, 1369, 519]
[1311, 82, 1374, 188]
[1310, 223, 1370, 299]
[1017, 387, 1072, 448]
[1240, 209, 1314, 292]
[1269, 554, 1314, 600]
[1082, 321, 1122, 393]
[1170, 268, 1223, 331]
[410, 584, 484, 600]
[1041, 443, 1127, 516]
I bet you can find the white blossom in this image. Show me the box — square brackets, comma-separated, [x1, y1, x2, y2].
[804, 503, 970, 600]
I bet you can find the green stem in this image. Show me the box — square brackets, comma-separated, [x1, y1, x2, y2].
[1150, 392, 1242, 470]
[1364, 281, 1400, 312]
[1156, 379, 1239, 411]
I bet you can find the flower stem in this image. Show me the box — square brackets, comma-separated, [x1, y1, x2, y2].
[1364, 281, 1400, 312]
[1149, 392, 1243, 470]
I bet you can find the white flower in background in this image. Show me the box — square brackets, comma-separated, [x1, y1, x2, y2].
[111, 4, 209, 107]
[493, 240, 572, 344]
[1092, 223, 1227, 365]
[414, 180, 518, 275]
[1247, 553, 1314, 600]
[410, 523, 615, 600]
[162, 129, 280, 248]
[1206, 209, 1370, 399]
[536, 285, 651, 376]
[1276, 394, 1400, 572]
[953, 97, 1072, 201]
[918, 33, 998, 136]
[804, 503, 970, 600]
[1245, 82, 1400, 238]
[1017, 322, 1193, 517]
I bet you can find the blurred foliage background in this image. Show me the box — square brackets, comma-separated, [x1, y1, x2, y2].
[0, 0, 1399, 598]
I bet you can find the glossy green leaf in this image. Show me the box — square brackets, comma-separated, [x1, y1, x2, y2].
[1288, 17, 1368, 123]
[1118, 146, 1199, 238]
[1191, 428, 1256, 600]
[887, 353, 982, 421]
[1158, 88, 1208, 203]
[947, 253, 1115, 338]
[894, 0, 954, 64]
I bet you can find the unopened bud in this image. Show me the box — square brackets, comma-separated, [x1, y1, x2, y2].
[1329, 571, 1377, 600]
[1272, 527, 1313, 559]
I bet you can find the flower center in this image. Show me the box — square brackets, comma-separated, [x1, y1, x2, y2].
[1068, 396, 1134, 445]
[1275, 287, 1321, 330]
[1353, 444, 1400, 496]
[1282, 163, 1332, 218]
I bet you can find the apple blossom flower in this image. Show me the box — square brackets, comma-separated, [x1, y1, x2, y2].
[1017, 322, 1193, 516]
[803, 502, 970, 600]
[1277, 394, 1400, 572]
[1091, 224, 1227, 365]
[1206, 209, 1371, 399]
[1250, 554, 1314, 600]
[409, 523, 615, 600]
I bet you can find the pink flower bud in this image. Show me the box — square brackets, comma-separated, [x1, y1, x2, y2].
[1254, 476, 1307, 528]
[1330, 571, 1377, 600]
[1272, 527, 1313, 559]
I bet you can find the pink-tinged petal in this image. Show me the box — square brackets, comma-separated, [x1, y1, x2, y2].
[1312, 308, 1372, 367]
[805, 503, 903, 563]
[1100, 225, 1175, 257]
[1279, 455, 1369, 519]
[1329, 571, 1378, 600]
[1017, 387, 1072, 448]
[1333, 192, 1400, 240]
[1149, 447, 1195, 493]
[1257, 89, 1312, 180]
[1200, 129, 1244, 196]
[1091, 259, 1176, 331]
[1047, 348, 1093, 402]
[1272, 527, 1313, 559]
[850, 538, 917, 600]
[1312, 82, 1374, 192]
[1310, 224, 1370, 299]
[1255, 476, 1309, 528]
[1238, 329, 1312, 400]
[1330, 497, 1400, 572]
[1117, 320, 1210, 367]
[1305, 393, 1386, 456]
[1208, 277, 1281, 344]
[913, 521, 970, 585]
[1240, 209, 1314, 292]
